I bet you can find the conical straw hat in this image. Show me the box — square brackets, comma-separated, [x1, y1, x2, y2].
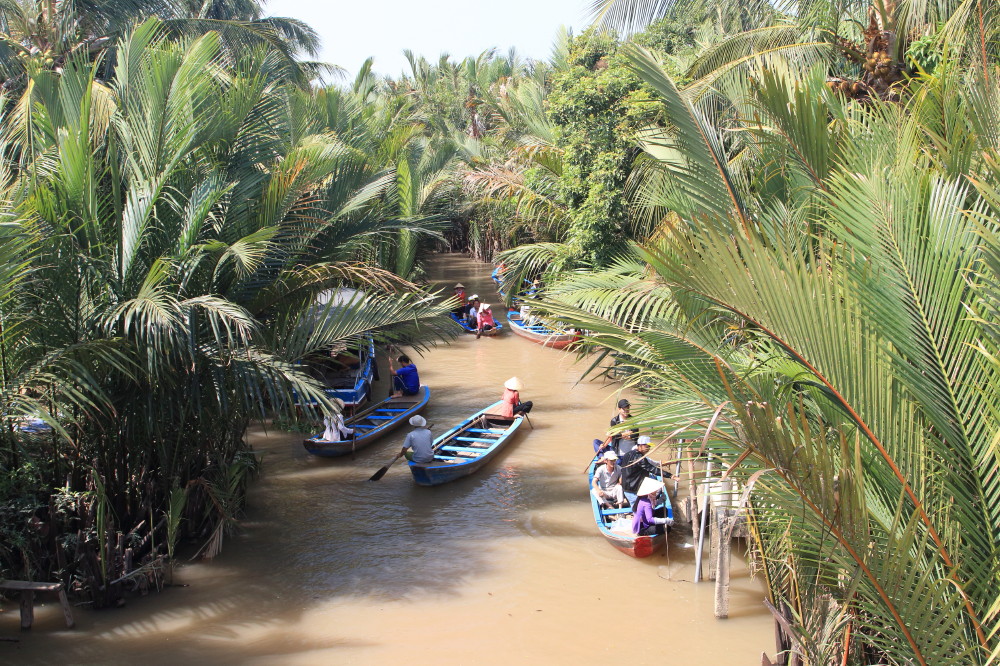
[504, 376, 524, 391]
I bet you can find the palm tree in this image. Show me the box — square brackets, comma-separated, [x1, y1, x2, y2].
[505, 44, 1000, 664]
[0, 19, 454, 603]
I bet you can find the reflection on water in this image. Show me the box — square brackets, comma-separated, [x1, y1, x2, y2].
[6, 256, 773, 665]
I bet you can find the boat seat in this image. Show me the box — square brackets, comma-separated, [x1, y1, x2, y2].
[351, 424, 377, 429]
[438, 445, 487, 454]
[366, 415, 393, 420]
[600, 507, 633, 516]
[455, 436, 498, 443]
[467, 428, 505, 434]
[377, 408, 410, 412]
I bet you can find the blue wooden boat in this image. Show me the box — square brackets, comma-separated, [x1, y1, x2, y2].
[297, 336, 376, 407]
[587, 457, 671, 558]
[448, 312, 503, 336]
[303, 386, 430, 457]
[506, 311, 580, 350]
[409, 401, 524, 486]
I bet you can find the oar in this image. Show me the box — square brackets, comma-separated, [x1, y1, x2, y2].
[368, 451, 403, 481]
[368, 422, 434, 481]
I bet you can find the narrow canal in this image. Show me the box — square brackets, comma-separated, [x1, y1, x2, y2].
[9, 256, 774, 664]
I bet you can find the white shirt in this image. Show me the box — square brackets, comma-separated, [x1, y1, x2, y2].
[593, 464, 622, 490]
[322, 413, 353, 441]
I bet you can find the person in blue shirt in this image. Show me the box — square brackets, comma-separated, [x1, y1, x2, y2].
[390, 354, 420, 397]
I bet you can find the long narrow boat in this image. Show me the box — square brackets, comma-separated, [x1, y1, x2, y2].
[303, 386, 431, 457]
[587, 457, 672, 558]
[448, 312, 503, 336]
[409, 401, 523, 486]
[507, 311, 580, 350]
[297, 336, 377, 407]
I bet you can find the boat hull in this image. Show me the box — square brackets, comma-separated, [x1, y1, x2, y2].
[409, 401, 523, 486]
[507, 312, 580, 350]
[588, 457, 671, 558]
[303, 386, 430, 457]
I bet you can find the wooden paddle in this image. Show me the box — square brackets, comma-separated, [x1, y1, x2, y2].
[368, 451, 403, 481]
[368, 422, 434, 481]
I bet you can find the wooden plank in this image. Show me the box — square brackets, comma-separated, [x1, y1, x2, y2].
[438, 445, 488, 454]
[0, 581, 61, 592]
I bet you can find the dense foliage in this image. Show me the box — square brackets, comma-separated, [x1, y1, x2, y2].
[495, 1, 1000, 664]
[0, 10, 455, 604]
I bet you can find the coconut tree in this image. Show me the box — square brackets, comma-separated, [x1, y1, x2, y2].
[0, 19, 454, 602]
[511, 45, 1000, 664]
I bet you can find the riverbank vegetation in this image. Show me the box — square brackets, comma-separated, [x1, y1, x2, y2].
[0, 5, 455, 607]
[492, 1, 1000, 664]
[4, 0, 1000, 663]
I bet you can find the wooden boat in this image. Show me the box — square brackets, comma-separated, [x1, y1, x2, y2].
[506, 311, 580, 350]
[409, 401, 524, 486]
[449, 312, 503, 336]
[587, 457, 671, 558]
[297, 336, 377, 407]
[303, 386, 430, 457]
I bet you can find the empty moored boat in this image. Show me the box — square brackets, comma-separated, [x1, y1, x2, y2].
[506, 311, 580, 350]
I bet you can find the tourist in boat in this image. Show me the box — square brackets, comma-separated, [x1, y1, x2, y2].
[475, 302, 498, 338]
[620, 435, 670, 503]
[499, 376, 533, 417]
[609, 398, 639, 455]
[400, 414, 434, 463]
[592, 450, 626, 509]
[321, 398, 354, 441]
[452, 283, 467, 315]
[465, 295, 480, 327]
[390, 354, 420, 397]
[632, 477, 673, 536]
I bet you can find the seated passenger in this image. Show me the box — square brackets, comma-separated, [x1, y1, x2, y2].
[400, 415, 434, 463]
[620, 435, 671, 503]
[632, 477, 674, 536]
[475, 303, 497, 338]
[321, 398, 354, 442]
[499, 376, 532, 418]
[466, 295, 480, 327]
[591, 450, 626, 509]
[390, 354, 420, 397]
[452, 283, 467, 315]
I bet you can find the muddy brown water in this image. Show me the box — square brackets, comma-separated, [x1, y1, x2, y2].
[5, 256, 774, 665]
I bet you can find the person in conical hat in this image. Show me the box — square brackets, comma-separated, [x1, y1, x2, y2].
[632, 476, 674, 536]
[452, 283, 467, 316]
[475, 302, 496, 338]
[498, 376, 532, 419]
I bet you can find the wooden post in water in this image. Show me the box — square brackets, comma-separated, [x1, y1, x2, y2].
[694, 455, 713, 582]
[714, 480, 733, 618]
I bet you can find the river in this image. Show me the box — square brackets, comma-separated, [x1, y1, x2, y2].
[6, 256, 774, 664]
